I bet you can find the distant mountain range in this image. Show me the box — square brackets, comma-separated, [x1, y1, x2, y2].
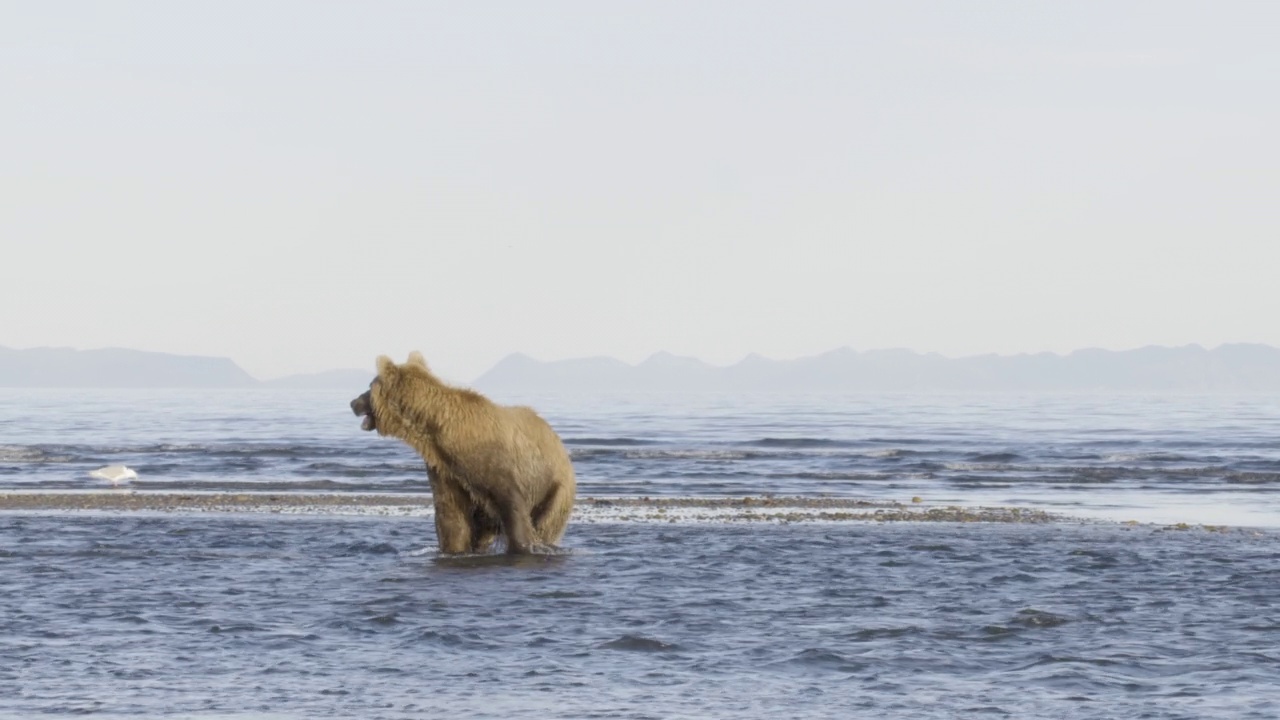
[474, 344, 1280, 394]
[5, 344, 1280, 392]
[0, 346, 368, 389]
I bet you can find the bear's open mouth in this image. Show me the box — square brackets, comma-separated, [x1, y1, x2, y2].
[350, 391, 377, 432]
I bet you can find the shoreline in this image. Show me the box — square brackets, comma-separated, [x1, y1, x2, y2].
[0, 491, 1266, 532]
[0, 490, 1074, 525]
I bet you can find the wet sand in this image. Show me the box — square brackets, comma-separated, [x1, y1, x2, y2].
[0, 491, 1061, 523]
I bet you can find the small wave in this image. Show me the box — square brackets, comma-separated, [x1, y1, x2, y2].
[116, 442, 359, 459]
[865, 448, 928, 459]
[635, 471, 756, 483]
[106, 612, 150, 625]
[745, 438, 858, 449]
[1226, 472, 1280, 485]
[198, 444, 352, 458]
[929, 463, 1248, 485]
[334, 541, 399, 555]
[209, 624, 265, 634]
[1067, 465, 1239, 483]
[599, 634, 680, 652]
[0, 442, 370, 465]
[770, 648, 869, 674]
[787, 648, 860, 666]
[409, 630, 495, 650]
[299, 461, 425, 477]
[571, 448, 761, 461]
[943, 462, 1020, 472]
[1103, 452, 1194, 463]
[564, 437, 658, 447]
[784, 471, 893, 482]
[131, 478, 424, 492]
[531, 589, 601, 599]
[0, 447, 43, 462]
[849, 627, 920, 641]
[627, 449, 754, 460]
[968, 452, 1024, 463]
[0, 446, 73, 463]
[1014, 609, 1070, 628]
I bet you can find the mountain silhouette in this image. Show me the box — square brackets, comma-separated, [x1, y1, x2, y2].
[473, 344, 1280, 394]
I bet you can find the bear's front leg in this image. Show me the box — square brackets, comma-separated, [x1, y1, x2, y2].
[428, 468, 474, 554]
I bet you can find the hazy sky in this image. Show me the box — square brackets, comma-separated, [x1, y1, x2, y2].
[3, 2, 1278, 381]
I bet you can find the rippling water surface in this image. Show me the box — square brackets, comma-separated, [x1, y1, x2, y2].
[3, 516, 1278, 719]
[2, 390, 1280, 718]
[5, 389, 1280, 525]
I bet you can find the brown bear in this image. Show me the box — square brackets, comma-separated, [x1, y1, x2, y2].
[350, 352, 575, 555]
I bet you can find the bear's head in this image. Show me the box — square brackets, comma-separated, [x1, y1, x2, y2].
[350, 351, 434, 438]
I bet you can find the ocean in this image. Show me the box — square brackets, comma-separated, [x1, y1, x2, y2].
[2, 389, 1279, 718]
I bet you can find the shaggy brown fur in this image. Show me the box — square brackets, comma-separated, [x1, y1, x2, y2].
[350, 352, 575, 554]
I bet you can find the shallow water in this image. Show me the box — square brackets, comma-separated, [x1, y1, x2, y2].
[4, 390, 1280, 526]
[2, 514, 1278, 719]
[4, 390, 1280, 718]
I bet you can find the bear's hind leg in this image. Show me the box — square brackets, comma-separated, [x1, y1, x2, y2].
[532, 482, 572, 546]
[499, 505, 540, 555]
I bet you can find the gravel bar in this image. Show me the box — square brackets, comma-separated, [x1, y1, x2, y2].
[0, 491, 1066, 524]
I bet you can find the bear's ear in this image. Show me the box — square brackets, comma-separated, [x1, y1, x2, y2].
[375, 355, 398, 378]
[407, 351, 429, 369]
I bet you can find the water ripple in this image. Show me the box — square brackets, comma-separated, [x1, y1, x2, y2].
[3, 516, 1276, 718]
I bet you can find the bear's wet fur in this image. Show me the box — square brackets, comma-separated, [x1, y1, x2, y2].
[351, 352, 575, 554]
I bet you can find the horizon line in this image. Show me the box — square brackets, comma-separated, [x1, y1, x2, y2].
[486, 341, 1274, 372]
[4, 341, 1277, 384]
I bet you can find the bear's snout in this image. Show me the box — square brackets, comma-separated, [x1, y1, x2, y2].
[350, 391, 376, 431]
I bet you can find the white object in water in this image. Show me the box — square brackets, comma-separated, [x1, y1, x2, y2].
[89, 465, 138, 485]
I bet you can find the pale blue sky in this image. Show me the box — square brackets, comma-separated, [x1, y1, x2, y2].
[2, 2, 1277, 380]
